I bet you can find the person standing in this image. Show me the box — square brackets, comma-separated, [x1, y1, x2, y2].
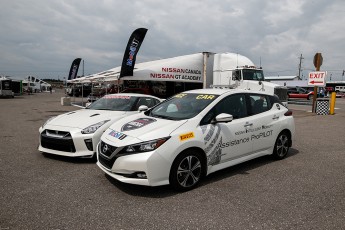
[319, 87, 325, 98]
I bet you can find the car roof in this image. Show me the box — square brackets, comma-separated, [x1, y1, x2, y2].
[181, 88, 272, 96]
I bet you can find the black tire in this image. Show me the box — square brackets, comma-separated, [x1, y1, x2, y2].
[169, 150, 205, 191]
[272, 131, 290, 160]
[307, 94, 312, 100]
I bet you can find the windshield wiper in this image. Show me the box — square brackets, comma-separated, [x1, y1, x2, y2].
[150, 114, 176, 120]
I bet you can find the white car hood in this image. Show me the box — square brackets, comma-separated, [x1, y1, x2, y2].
[47, 109, 129, 129]
[103, 114, 187, 145]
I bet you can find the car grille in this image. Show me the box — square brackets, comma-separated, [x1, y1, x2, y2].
[98, 141, 118, 170]
[40, 129, 76, 152]
[274, 87, 288, 102]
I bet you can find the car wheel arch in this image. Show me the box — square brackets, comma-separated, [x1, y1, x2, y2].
[173, 147, 207, 171]
[169, 147, 207, 191]
[272, 129, 292, 160]
[281, 129, 292, 146]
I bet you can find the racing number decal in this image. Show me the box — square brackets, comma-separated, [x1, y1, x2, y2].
[179, 132, 195, 141]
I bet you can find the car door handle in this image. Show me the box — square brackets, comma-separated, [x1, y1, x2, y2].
[244, 122, 253, 127]
[272, 115, 279, 120]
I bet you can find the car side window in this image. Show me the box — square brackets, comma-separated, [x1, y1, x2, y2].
[270, 95, 283, 106]
[200, 94, 247, 125]
[249, 94, 270, 115]
[135, 97, 156, 110]
[288, 87, 296, 93]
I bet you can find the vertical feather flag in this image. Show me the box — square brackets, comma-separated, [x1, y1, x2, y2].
[119, 28, 148, 78]
[68, 58, 82, 80]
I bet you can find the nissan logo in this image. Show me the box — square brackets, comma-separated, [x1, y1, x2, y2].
[102, 144, 109, 153]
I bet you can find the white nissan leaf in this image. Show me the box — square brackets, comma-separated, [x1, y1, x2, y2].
[38, 93, 163, 158]
[96, 88, 295, 191]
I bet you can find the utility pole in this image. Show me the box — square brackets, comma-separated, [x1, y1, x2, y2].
[298, 54, 304, 80]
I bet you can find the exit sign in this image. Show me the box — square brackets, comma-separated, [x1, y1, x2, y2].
[308, 71, 327, 86]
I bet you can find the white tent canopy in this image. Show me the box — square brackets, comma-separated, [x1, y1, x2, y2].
[67, 53, 205, 84]
[67, 52, 258, 85]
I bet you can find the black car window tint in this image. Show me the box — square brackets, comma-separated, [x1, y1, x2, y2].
[250, 94, 270, 115]
[135, 97, 150, 110]
[200, 94, 247, 125]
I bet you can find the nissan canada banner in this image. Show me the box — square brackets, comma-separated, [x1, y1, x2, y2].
[120, 53, 204, 83]
[119, 28, 148, 78]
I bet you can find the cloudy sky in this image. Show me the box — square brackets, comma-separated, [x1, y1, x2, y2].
[1, 0, 345, 81]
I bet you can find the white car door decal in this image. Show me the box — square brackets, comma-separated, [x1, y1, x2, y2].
[202, 124, 222, 166]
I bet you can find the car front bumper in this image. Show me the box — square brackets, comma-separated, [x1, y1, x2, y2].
[96, 142, 171, 186]
[38, 127, 96, 158]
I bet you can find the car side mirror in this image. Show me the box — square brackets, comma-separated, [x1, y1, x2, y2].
[138, 105, 149, 112]
[211, 113, 233, 124]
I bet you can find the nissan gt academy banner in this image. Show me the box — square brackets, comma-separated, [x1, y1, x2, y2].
[68, 58, 82, 80]
[119, 28, 148, 78]
[120, 53, 204, 83]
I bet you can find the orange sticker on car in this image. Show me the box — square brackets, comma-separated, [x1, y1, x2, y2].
[179, 132, 195, 141]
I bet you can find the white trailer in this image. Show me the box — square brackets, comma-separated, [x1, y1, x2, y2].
[0, 77, 14, 97]
[71, 52, 288, 105]
[120, 52, 288, 105]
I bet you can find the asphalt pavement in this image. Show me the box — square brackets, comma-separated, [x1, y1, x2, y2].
[1, 89, 345, 230]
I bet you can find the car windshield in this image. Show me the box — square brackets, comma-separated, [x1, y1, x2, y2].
[87, 95, 139, 111]
[148, 93, 219, 120]
[298, 87, 308, 93]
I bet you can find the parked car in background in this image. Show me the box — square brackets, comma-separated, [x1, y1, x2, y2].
[325, 86, 334, 92]
[287, 86, 314, 100]
[335, 86, 345, 93]
[66, 84, 92, 97]
[88, 84, 120, 101]
[39, 93, 163, 158]
[302, 86, 326, 98]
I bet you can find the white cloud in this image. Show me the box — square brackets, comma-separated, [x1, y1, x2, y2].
[263, 0, 305, 28]
[0, 0, 345, 80]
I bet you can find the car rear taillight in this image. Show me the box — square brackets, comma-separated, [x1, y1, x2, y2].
[284, 110, 293, 116]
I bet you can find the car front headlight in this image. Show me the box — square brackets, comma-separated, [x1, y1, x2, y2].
[42, 116, 56, 128]
[81, 120, 110, 134]
[119, 137, 171, 154]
